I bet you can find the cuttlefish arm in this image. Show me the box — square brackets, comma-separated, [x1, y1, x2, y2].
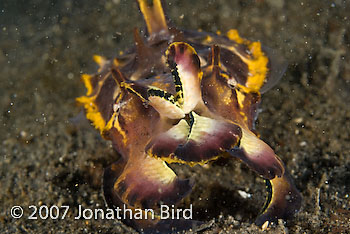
[103, 155, 204, 234]
[104, 154, 192, 211]
[224, 122, 301, 227]
[200, 45, 301, 227]
[201, 46, 285, 179]
[254, 170, 302, 227]
[146, 112, 242, 165]
[228, 129, 301, 227]
[105, 67, 204, 233]
[142, 42, 203, 119]
[165, 42, 203, 114]
[117, 41, 204, 120]
[230, 128, 285, 180]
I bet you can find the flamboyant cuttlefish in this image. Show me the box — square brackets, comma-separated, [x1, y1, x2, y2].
[77, 0, 302, 233]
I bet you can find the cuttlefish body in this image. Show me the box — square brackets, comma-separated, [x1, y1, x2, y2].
[77, 0, 301, 233]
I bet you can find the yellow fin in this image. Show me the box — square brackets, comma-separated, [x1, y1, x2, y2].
[76, 96, 106, 133]
[227, 29, 245, 44]
[81, 74, 93, 96]
[93, 55, 107, 72]
[227, 29, 269, 93]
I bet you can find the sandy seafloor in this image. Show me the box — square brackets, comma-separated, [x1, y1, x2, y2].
[1, 0, 350, 233]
